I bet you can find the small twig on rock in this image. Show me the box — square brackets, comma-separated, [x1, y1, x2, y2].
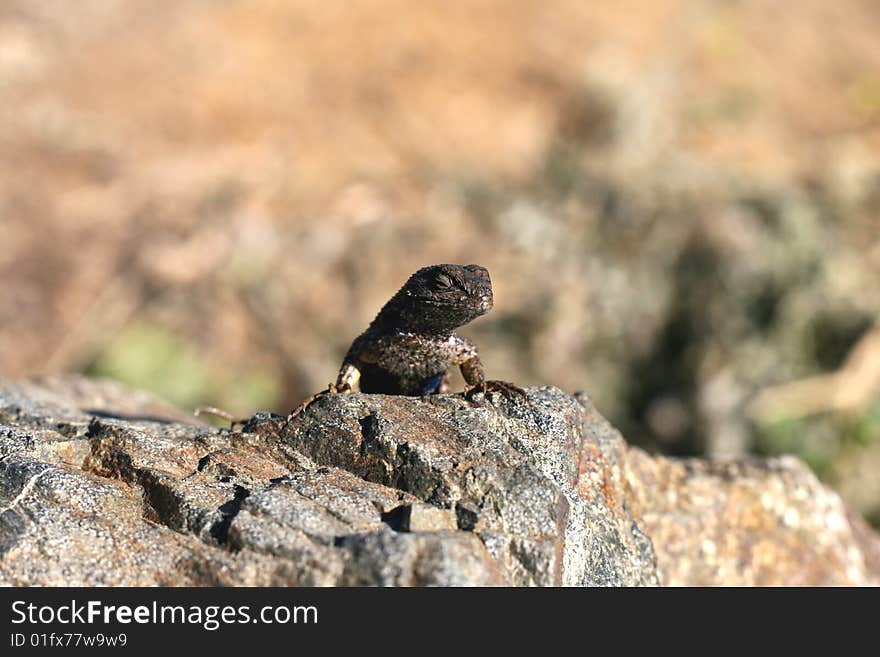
[194, 406, 249, 428]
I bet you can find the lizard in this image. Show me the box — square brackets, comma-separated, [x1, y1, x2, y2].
[196, 263, 522, 426]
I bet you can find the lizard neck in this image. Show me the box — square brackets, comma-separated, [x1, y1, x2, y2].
[369, 296, 459, 337]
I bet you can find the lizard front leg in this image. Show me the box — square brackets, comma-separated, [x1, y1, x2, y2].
[288, 331, 384, 420]
[454, 336, 525, 401]
[202, 359, 362, 427]
[287, 360, 360, 420]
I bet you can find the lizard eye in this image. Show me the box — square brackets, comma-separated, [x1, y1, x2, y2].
[433, 274, 453, 290]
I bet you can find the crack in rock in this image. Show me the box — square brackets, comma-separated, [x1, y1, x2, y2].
[2, 376, 876, 586]
[209, 485, 250, 546]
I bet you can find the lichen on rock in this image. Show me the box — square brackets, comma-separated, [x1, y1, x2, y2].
[0, 376, 876, 586]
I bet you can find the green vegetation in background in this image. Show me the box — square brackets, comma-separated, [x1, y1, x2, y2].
[755, 416, 840, 478]
[85, 322, 280, 421]
[755, 396, 880, 524]
[846, 398, 880, 448]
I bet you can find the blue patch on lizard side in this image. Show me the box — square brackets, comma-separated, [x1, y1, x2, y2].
[420, 373, 444, 395]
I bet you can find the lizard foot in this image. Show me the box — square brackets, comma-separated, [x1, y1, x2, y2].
[194, 406, 250, 429]
[287, 383, 352, 421]
[465, 380, 526, 402]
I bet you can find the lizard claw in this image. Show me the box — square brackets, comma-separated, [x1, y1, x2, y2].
[287, 383, 352, 421]
[465, 380, 526, 402]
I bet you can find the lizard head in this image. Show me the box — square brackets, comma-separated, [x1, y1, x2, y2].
[382, 263, 494, 334]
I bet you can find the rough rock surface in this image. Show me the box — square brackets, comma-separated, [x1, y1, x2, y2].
[624, 451, 878, 586]
[0, 376, 876, 586]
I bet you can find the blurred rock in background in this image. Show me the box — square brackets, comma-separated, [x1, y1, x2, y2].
[1, 1, 879, 525]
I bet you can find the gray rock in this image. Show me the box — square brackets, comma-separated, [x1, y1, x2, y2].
[622, 449, 880, 586]
[282, 387, 658, 585]
[0, 375, 876, 586]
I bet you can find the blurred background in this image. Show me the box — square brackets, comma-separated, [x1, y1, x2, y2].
[1, 0, 879, 525]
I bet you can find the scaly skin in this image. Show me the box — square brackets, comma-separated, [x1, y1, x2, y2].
[290, 263, 522, 417]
